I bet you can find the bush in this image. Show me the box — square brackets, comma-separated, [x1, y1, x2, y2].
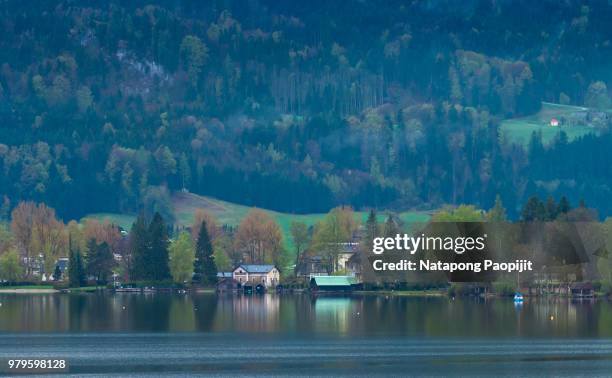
[492, 281, 516, 296]
[0, 281, 51, 287]
[600, 281, 612, 295]
[52, 281, 70, 290]
[592, 281, 602, 292]
[448, 283, 468, 297]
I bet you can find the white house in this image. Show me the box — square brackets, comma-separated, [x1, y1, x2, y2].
[232, 264, 280, 288]
[550, 118, 559, 127]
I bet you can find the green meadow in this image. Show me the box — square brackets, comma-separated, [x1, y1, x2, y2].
[86, 192, 431, 251]
[500, 102, 598, 146]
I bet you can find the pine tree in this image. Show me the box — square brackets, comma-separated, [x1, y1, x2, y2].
[147, 212, 171, 281]
[68, 248, 86, 288]
[521, 196, 543, 222]
[290, 221, 309, 275]
[53, 264, 62, 281]
[365, 209, 379, 241]
[544, 196, 557, 221]
[486, 195, 507, 221]
[86, 239, 115, 284]
[383, 215, 400, 237]
[557, 196, 571, 216]
[76, 252, 86, 286]
[129, 213, 149, 281]
[193, 220, 217, 286]
[68, 250, 78, 287]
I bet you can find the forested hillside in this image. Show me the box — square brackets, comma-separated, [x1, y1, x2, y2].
[1, 0, 612, 222]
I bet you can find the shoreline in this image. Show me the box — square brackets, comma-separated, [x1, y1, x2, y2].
[0, 287, 607, 300]
[0, 288, 58, 293]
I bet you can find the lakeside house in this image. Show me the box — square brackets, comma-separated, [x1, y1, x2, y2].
[297, 238, 362, 280]
[570, 282, 594, 298]
[310, 276, 358, 292]
[296, 255, 328, 279]
[337, 242, 359, 271]
[54, 257, 69, 280]
[232, 264, 280, 288]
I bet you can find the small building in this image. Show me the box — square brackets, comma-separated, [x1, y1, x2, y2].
[215, 272, 237, 292]
[233, 264, 280, 288]
[346, 253, 362, 281]
[296, 255, 328, 279]
[55, 257, 69, 274]
[337, 242, 359, 271]
[570, 282, 594, 298]
[550, 118, 559, 127]
[310, 276, 358, 292]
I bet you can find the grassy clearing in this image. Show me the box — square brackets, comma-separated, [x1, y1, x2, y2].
[85, 192, 431, 250]
[0, 285, 54, 290]
[85, 213, 136, 230]
[500, 102, 597, 146]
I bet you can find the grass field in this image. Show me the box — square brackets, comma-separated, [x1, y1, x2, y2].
[500, 102, 598, 146]
[85, 192, 431, 249]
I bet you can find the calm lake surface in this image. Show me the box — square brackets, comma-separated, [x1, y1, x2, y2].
[1, 293, 612, 376]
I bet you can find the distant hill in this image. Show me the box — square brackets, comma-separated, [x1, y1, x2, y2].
[85, 192, 431, 247]
[2, 1, 612, 220]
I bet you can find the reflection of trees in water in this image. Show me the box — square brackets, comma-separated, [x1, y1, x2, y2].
[169, 295, 196, 332]
[125, 294, 172, 331]
[193, 294, 218, 332]
[0, 294, 610, 337]
[68, 294, 87, 331]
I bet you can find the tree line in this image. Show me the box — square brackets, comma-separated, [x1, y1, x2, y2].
[0, 201, 288, 286]
[2, 194, 612, 291]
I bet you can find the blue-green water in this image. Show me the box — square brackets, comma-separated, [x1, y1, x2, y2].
[0, 293, 611, 376]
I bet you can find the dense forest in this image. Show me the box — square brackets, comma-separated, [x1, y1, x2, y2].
[1, 0, 612, 222]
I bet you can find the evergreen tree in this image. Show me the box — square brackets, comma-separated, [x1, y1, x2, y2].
[383, 214, 400, 237]
[68, 248, 86, 288]
[193, 220, 217, 286]
[53, 264, 62, 281]
[544, 196, 557, 221]
[521, 196, 545, 222]
[86, 239, 115, 284]
[557, 196, 571, 216]
[129, 213, 149, 281]
[365, 209, 379, 241]
[290, 221, 309, 275]
[487, 195, 507, 222]
[147, 212, 171, 281]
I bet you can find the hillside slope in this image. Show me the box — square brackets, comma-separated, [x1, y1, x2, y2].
[86, 192, 431, 247]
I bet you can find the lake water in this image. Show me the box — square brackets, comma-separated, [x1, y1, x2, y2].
[0, 293, 612, 376]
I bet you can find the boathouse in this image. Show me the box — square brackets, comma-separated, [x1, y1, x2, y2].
[310, 276, 358, 292]
[570, 282, 594, 298]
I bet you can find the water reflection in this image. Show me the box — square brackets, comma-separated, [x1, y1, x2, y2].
[0, 293, 609, 338]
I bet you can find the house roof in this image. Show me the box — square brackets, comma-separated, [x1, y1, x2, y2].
[217, 272, 233, 278]
[55, 259, 69, 271]
[235, 264, 276, 273]
[571, 282, 593, 290]
[311, 275, 357, 287]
